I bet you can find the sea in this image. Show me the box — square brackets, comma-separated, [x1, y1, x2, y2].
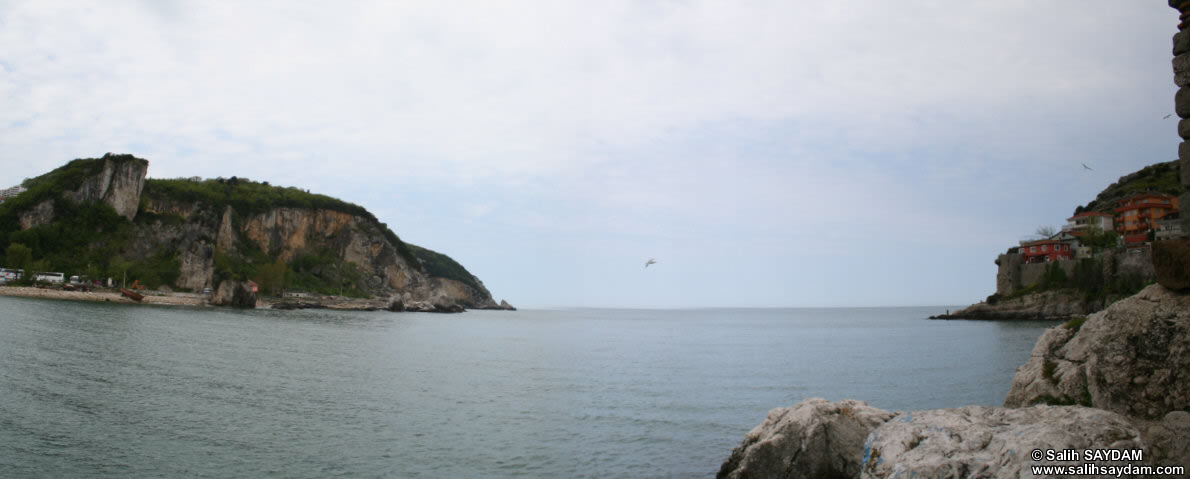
[0, 297, 1057, 478]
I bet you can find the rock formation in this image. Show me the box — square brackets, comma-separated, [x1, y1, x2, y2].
[717, 400, 1147, 479]
[211, 280, 257, 309]
[1153, 239, 1190, 290]
[69, 154, 148, 220]
[717, 398, 893, 479]
[861, 406, 1143, 478]
[1004, 284, 1190, 420]
[936, 289, 1103, 320]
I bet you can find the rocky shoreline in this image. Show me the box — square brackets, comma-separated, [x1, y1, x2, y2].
[928, 290, 1107, 320]
[0, 285, 207, 306]
[0, 285, 516, 313]
[718, 284, 1190, 478]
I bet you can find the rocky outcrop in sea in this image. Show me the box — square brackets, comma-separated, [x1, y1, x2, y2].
[931, 289, 1104, 320]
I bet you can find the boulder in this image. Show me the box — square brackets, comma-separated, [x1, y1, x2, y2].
[386, 300, 464, 313]
[717, 398, 894, 479]
[861, 405, 1143, 479]
[1176, 30, 1190, 57]
[211, 280, 257, 309]
[499, 299, 516, 311]
[1138, 411, 1190, 467]
[1152, 238, 1190, 291]
[439, 303, 465, 313]
[1175, 54, 1190, 89]
[1004, 284, 1190, 420]
[1178, 87, 1190, 120]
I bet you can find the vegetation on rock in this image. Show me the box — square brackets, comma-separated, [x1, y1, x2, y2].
[408, 243, 482, 292]
[1073, 160, 1181, 214]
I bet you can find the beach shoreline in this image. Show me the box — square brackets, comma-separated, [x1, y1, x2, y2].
[0, 286, 208, 307]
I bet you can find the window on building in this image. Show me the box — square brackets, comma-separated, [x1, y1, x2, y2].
[1041, 245, 1047, 252]
[1030, 246, 1036, 253]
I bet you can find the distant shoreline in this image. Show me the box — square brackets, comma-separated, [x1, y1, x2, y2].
[0, 286, 207, 307]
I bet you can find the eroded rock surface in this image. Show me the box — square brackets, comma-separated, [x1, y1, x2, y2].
[211, 280, 257, 309]
[717, 398, 894, 479]
[861, 405, 1142, 479]
[1004, 284, 1190, 420]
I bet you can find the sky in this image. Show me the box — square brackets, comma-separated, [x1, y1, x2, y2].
[0, 1, 1181, 308]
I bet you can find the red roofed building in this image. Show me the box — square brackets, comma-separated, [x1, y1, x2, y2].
[1113, 193, 1179, 245]
[1019, 239, 1072, 264]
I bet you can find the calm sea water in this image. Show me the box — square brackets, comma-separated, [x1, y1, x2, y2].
[0, 297, 1055, 478]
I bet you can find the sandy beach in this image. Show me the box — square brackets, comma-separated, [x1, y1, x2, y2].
[0, 286, 208, 307]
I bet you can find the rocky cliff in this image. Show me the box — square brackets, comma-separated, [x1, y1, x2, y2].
[0, 155, 509, 310]
[14, 154, 148, 230]
[937, 289, 1105, 320]
[937, 248, 1154, 320]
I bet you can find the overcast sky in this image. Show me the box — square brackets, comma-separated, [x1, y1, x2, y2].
[0, 1, 1180, 308]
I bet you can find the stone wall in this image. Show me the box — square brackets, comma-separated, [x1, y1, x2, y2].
[994, 253, 1022, 295]
[1018, 258, 1076, 289]
[1163, 1, 1190, 291]
[995, 249, 1155, 296]
[1177, 2, 1190, 235]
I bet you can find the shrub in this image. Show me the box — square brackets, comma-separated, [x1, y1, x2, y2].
[408, 244, 482, 292]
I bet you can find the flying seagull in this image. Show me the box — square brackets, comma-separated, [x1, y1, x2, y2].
[1081, 163, 1093, 171]
[1164, 114, 1173, 119]
[644, 258, 657, 268]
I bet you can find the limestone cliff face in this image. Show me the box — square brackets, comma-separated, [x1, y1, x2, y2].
[137, 196, 498, 307]
[71, 156, 147, 220]
[237, 207, 425, 295]
[18, 199, 55, 230]
[15, 155, 147, 230]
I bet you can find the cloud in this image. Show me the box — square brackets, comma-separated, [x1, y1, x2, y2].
[0, 0, 1179, 306]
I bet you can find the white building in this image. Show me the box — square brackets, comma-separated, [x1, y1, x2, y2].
[0, 185, 27, 204]
[1063, 211, 1113, 233]
[1156, 213, 1184, 241]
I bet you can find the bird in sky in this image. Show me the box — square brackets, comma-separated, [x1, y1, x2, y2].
[1081, 163, 1093, 171]
[1164, 114, 1173, 119]
[644, 258, 657, 268]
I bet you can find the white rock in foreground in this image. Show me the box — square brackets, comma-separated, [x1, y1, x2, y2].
[861, 405, 1142, 479]
[717, 398, 894, 479]
[718, 401, 1147, 479]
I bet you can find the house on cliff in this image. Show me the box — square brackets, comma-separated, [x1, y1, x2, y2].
[1114, 193, 1179, 245]
[1018, 238, 1073, 264]
[0, 185, 26, 204]
[1157, 212, 1184, 241]
[1063, 211, 1113, 233]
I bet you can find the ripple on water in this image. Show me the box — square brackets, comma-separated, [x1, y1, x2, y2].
[0, 299, 1052, 478]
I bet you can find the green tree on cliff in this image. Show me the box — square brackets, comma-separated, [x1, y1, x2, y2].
[1079, 226, 1118, 251]
[5, 243, 32, 271]
[252, 258, 287, 297]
